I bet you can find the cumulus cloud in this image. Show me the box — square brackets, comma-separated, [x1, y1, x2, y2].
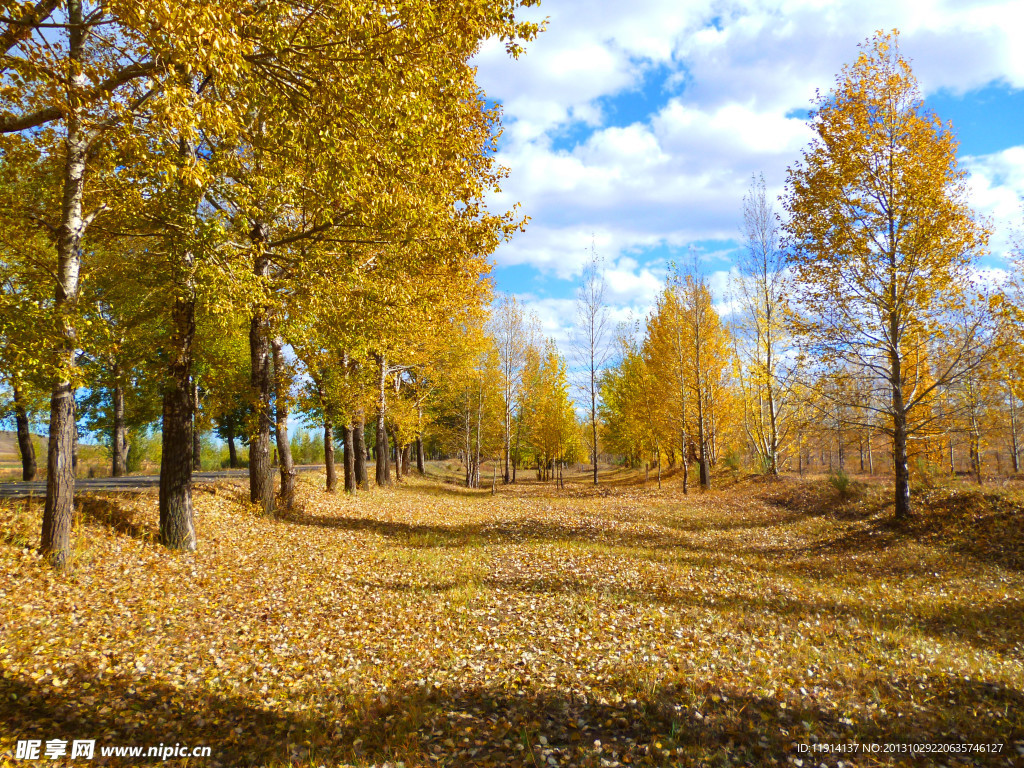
[962, 146, 1024, 256]
[477, 0, 1024, 321]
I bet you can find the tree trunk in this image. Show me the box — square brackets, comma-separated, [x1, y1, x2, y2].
[191, 378, 202, 471]
[272, 337, 296, 504]
[680, 429, 689, 494]
[474, 382, 483, 488]
[401, 443, 411, 478]
[13, 387, 37, 481]
[465, 400, 473, 488]
[375, 417, 392, 487]
[837, 410, 845, 471]
[415, 434, 424, 474]
[354, 411, 368, 489]
[697, 398, 710, 488]
[324, 418, 337, 492]
[40, 0, 89, 569]
[892, 404, 911, 520]
[227, 425, 238, 469]
[971, 426, 983, 485]
[71, 412, 79, 474]
[111, 380, 127, 477]
[766, 377, 779, 476]
[159, 294, 197, 551]
[342, 423, 355, 492]
[1009, 392, 1020, 474]
[503, 396, 511, 484]
[374, 354, 391, 487]
[591, 368, 599, 485]
[512, 413, 521, 483]
[248, 241, 274, 517]
[392, 434, 402, 480]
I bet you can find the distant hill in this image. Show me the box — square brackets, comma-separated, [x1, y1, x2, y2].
[0, 430, 45, 466]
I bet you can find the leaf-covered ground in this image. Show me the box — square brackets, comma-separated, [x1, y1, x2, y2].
[1, 467, 1022, 767]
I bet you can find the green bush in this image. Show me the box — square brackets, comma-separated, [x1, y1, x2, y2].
[911, 456, 940, 492]
[220, 454, 249, 469]
[828, 469, 853, 498]
[722, 448, 742, 473]
[125, 428, 161, 473]
[290, 428, 325, 465]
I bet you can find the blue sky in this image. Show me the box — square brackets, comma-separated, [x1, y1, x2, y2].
[472, 0, 1024, 344]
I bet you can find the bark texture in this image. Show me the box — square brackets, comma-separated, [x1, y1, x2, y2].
[354, 413, 367, 489]
[111, 381, 127, 477]
[248, 244, 274, 517]
[342, 424, 355, 492]
[159, 294, 197, 551]
[324, 419, 337, 492]
[891, 306, 911, 520]
[376, 420, 391, 486]
[40, 0, 88, 569]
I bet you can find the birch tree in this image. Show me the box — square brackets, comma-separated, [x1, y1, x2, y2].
[571, 247, 611, 485]
[784, 31, 991, 520]
[733, 174, 792, 475]
[493, 295, 526, 483]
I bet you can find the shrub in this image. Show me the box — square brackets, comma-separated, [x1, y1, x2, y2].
[722, 448, 742, 473]
[911, 456, 940, 492]
[125, 428, 161, 473]
[828, 469, 853, 498]
[290, 428, 325, 465]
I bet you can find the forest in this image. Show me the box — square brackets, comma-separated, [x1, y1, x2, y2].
[1, 4, 1022, 767]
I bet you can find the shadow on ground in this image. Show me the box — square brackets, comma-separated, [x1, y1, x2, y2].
[77, 497, 156, 541]
[1, 665, 1019, 767]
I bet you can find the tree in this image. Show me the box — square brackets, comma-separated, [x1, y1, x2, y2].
[493, 295, 526, 483]
[1, 0, 540, 567]
[784, 30, 991, 520]
[644, 286, 689, 489]
[0, 161, 54, 481]
[600, 322, 662, 483]
[523, 340, 579, 483]
[570, 245, 611, 485]
[76, 240, 165, 478]
[1, 0, 256, 568]
[733, 174, 793, 475]
[674, 264, 729, 489]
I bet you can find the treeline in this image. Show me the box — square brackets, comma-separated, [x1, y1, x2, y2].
[434, 297, 581, 489]
[597, 32, 1024, 520]
[0, 0, 541, 568]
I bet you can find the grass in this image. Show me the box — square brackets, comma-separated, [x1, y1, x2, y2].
[0, 467, 1022, 766]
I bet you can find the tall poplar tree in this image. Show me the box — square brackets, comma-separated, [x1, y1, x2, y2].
[784, 30, 991, 520]
[571, 247, 610, 485]
[733, 175, 792, 475]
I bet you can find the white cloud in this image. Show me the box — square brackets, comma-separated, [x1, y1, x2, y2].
[963, 146, 1024, 256]
[478, 0, 1024, 328]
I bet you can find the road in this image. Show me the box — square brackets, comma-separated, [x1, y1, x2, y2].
[0, 466, 325, 499]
